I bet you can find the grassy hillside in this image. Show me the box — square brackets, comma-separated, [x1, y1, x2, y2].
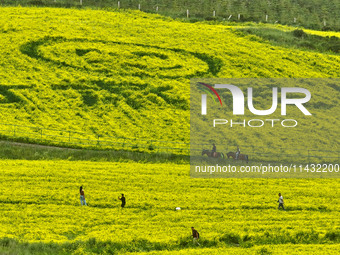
[2, 0, 340, 31]
[0, 7, 339, 156]
[0, 160, 339, 254]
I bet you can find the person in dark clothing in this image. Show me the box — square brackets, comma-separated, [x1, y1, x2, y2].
[191, 227, 200, 245]
[212, 144, 216, 157]
[118, 194, 126, 208]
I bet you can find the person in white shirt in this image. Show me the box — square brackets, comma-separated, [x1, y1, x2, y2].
[278, 193, 285, 210]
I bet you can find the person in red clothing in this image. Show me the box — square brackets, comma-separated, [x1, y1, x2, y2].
[80, 186, 87, 206]
[191, 227, 200, 245]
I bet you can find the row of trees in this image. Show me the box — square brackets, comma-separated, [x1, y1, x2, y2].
[2, 0, 340, 30]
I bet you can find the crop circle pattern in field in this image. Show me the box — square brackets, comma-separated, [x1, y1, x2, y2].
[21, 37, 223, 79]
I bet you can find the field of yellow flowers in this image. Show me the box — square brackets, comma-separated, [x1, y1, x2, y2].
[0, 6, 339, 254]
[0, 7, 339, 156]
[0, 159, 339, 254]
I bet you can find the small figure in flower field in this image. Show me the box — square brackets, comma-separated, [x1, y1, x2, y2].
[80, 186, 87, 206]
[118, 194, 126, 208]
[191, 227, 200, 246]
[278, 193, 285, 210]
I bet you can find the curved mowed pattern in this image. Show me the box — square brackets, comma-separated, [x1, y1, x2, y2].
[0, 7, 339, 147]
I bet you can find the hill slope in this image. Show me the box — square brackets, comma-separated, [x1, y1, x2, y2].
[0, 7, 339, 154]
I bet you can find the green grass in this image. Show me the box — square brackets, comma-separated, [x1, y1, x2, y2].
[0, 141, 188, 163]
[1, 0, 340, 31]
[0, 239, 340, 254]
[237, 27, 340, 54]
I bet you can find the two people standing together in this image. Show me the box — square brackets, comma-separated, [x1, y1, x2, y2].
[212, 144, 240, 159]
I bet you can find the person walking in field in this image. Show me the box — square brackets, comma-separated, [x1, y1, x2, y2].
[80, 186, 87, 206]
[278, 193, 285, 210]
[118, 194, 126, 208]
[191, 227, 200, 246]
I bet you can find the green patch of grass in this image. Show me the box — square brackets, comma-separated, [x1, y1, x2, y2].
[237, 27, 340, 54]
[0, 141, 188, 164]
